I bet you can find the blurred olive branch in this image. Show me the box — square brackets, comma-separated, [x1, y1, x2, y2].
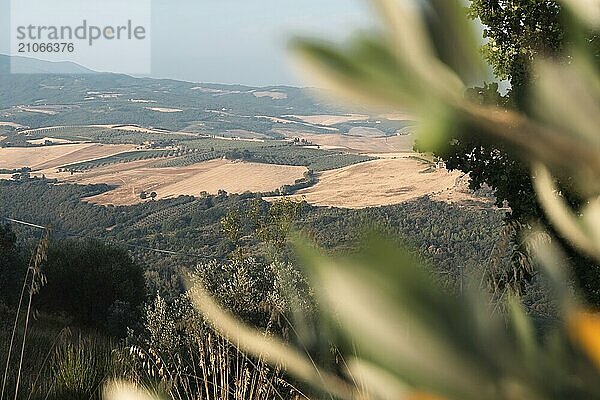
[111, 0, 600, 399]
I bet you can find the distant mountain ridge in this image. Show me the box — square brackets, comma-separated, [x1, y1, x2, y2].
[0, 55, 410, 138]
[0, 55, 347, 136]
[0, 54, 95, 74]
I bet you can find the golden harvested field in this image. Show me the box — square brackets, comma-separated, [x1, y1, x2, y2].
[19, 124, 166, 135]
[286, 114, 369, 126]
[146, 107, 183, 113]
[257, 116, 300, 125]
[94, 124, 167, 134]
[0, 143, 136, 171]
[18, 107, 58, 115]
[257, 116, 339, 131]
[253, 91, 288, 99]
[272, 157, 482, 208]
[281, 131, 415, 153]
[0, 122, 27, 129]
[26, 137, 80, 145]
[50, 158, 307, 206]
[0, 133, 483, 209]
[378, 112, 415, 121]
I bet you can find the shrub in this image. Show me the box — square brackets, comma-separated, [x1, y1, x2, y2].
[50, 334, 117, 400]
[0, 224, 25, 306]
[35, 240, 146, 336]
[125, 289, 301, 400]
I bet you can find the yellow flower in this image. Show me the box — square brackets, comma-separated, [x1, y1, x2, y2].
[568, 310, 600, 369]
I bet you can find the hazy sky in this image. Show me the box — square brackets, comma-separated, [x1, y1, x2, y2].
[0, 0, 375, 86]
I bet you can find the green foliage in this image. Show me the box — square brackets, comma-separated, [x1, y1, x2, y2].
[0, 180, 507, 301]
[194, 0, 600, 398]
[151, 151, 220, 168]
[0, 312, 121, 400]
[36, 240, 146, 337]
[0, 231, 139, 399]
[51, 334, 117, 400]
[417, 0, 565, 206]
[417, 0, 569, 223]
[256, 198, 303, 254]
[17, 132, 373, 173]
[0, 225, 24, 306]
[188, 258, 311, 328]
[124, 261, 306, 400]
[278, 238, 600, 400]
[0, 312, 60, 400]
[291, 0, 600, 299]
[469, 0, 564, 98]
[415, 1, 600, 300]
[224, 145, 375, 171]
[220, 210, 244, 259]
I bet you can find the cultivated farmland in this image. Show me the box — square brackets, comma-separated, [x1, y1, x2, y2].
[278, 131, 416, 153]
[0, 143, 136, 171]
[55, 158, 308, 206]
[272, 156, 485, 208]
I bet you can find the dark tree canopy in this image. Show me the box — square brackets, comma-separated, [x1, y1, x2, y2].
[0, 224, 25, 306]
[418, 0, 600, 302]
[421, 0, 568, 216]
[35, 239, 146, 337]
[469, 0, 564, 103]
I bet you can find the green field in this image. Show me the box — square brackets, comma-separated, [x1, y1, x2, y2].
[60, 150, 175, 171]
[46, 133, 377, 172]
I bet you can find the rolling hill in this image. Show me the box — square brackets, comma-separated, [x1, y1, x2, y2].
[0, 55, 413, 138]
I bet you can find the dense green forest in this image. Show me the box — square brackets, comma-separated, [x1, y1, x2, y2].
[0, 177, 508, 399]
[0, 179, 505, 295]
